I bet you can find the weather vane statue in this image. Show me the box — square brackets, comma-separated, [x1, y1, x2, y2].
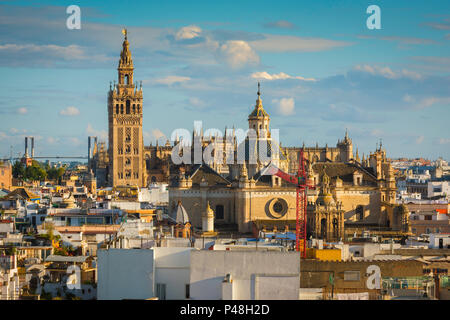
[122, 28, 128, 40]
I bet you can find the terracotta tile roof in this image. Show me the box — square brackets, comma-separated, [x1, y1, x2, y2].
[2, 188, 40, 200]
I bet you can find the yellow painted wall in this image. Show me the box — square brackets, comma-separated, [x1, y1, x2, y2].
[306, 248, 341, 261]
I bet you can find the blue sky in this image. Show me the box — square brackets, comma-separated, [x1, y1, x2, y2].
[0, 0, 449, 161]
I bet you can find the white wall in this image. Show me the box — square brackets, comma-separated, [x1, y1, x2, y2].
[154, 247, 192, 300]
[429, 234, 450, 249]
[97, 249, 155, 300]
[97, 247, 194, 300]
[428, 181, 449, 198]
[0, 222, 14, 233]
[332, 243, 349, 261]
[139, 184, 168, 203]
[109, 201, 141, 210]
[255, 275, 299, 300]
[190, 251, 300, 300]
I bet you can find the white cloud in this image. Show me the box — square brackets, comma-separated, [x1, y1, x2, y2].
[251, 71, 317, 82]
[151, 129, 166, 141]
[403, 95, 450, 109]
[0, 43, 89, 61]
[155, 75, 191, 86]
[216, 40, 260, 69]
[175, 25, 202, 40]
[86, 123, 107, 140]
[17, 107, 27, 114]
[68, 137, 81, 146]
[357, 35, 436, 45]
[401, 69, 422, 80]
[263, 20, 297, 29]
[416, 97, 450, 109]
[354, 65, 422, 80]
[403, 94, 414, 103]
[249, 35, 351, 52]
[370, 129, 384, 137]
[144, 129, 166, 144]
[272, 98, 295, 116]
[59, 106, 80, 116]
[47, 137, 58, 144]
[188, 97, 206, 108]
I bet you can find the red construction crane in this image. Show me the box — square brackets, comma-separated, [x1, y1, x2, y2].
[262, 148, 314, 258]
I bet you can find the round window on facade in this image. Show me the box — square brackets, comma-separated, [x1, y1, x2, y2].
[273, 201, 283, 214]
[267, 198, 288, 219]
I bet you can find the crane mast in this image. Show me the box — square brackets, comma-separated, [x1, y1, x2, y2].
[264, 148, 314, 258]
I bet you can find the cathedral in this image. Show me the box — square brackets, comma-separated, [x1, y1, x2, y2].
[90, 31, 410, 240]
[168, 85, 410, 240]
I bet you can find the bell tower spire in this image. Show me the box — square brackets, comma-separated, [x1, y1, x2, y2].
[108, 29, 145, 188]
[248, 82, 270, 138]
[118, 28, 134, 87]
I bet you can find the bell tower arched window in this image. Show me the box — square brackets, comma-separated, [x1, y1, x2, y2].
[126, 100, 131, 114]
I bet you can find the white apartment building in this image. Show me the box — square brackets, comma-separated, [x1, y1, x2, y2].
[97, 247, 192, 300]
[190, 250, 300, 300]
[428, 181, 450, 199]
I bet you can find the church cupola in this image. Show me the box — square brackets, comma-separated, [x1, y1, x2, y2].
[248, 82, 270, 138]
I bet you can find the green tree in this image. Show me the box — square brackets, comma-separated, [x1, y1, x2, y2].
[47, 166, 66, 183]
[56, 167, 65, 183]
[23, 161, 48, 182]
[12, 161, 25, 179]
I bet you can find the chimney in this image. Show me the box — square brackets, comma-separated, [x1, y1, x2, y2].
[88, 136, 92, 166]
[31, 137, 35, 158]
[24, 137, 28, 157]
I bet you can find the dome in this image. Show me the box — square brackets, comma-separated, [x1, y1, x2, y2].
[173, 201, 190, 225]
[63, 193, 76, 208]
[248, 82, 270, 119]
[316, 193, 335, 207]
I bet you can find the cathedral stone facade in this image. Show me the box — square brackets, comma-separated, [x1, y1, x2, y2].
[168, 88, 410, 240]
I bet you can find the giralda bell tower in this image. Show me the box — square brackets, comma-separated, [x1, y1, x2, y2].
[108, 29, 145, 187]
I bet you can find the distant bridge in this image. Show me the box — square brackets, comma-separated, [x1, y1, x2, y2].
[1, 156, 88, 162]
[2, 136, 94, 163]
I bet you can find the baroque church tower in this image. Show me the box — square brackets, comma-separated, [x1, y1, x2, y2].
[246, 82, 284, 181]
[108, 30, 145, 187]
